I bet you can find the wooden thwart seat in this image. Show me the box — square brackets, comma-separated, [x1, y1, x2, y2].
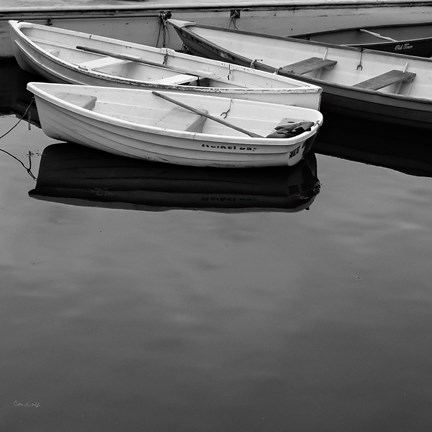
[57, 92, 97, 110]
[279, 57, 337, 75]
[153, 107, 207, 133]
[151, 74, 198, 86]
[48, 49, 60, 57]
[78, 56, 127, 70]
[354, 70, 416, 90]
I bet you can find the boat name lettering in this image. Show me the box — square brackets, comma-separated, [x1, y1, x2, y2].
[201, 144, 257, 151]
[289, 146, 300, 158]
[395, 43, 413, 51]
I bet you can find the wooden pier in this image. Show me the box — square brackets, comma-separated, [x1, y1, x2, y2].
[2, 0, 432, 58]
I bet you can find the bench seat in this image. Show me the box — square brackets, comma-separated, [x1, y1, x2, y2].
[354, 70, 416, 90]
[279, 57, 337, 75]
[56, 93, 97, 110]
[151, 74, 198, 86]
[152, 107, 207, 133]
[78, 57, 127, 70]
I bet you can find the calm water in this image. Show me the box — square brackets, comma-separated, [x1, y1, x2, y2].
[1, 59, 432, 432]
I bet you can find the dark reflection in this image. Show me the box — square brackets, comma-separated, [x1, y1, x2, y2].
[315, 113, 432, 178]
[0, 58, 40, 123]
[29, 143, 320, 212]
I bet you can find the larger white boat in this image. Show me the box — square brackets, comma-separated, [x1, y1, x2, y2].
[27, 83, 323, 168]
[170, 19, 432, 130]
[9, 21, 321, 110]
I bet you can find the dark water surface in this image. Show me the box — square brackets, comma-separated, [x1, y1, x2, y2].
[1, 59, 432, 432]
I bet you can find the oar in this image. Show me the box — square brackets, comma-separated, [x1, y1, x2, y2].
[359, 29, 397, 42]
[76, 45, 211, 78]
[152, 91, 263, 138]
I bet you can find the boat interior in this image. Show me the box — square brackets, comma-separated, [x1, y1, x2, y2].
[185, 27, 432, 98]
[52, 89, 319, 138]
[18, 24, 299, 90]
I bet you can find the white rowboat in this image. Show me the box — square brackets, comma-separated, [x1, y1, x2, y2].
[169, 19, 432, 130]
[9, 20, 321, 110]
[27, 83, 323, 168]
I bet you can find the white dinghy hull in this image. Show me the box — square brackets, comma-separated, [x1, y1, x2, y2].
[27, 83, 323, 168]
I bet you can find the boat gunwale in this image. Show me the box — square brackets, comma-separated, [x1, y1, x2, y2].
[27, 83, 323, 146]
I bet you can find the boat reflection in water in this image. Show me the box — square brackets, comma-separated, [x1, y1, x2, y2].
[315, 114, 432, 178]
[29, 143, 320, 212]
[0, 58, 39, 121]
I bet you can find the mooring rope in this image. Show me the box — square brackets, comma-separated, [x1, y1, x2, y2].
[229, 10, 240, 29]
[229, 16, 239, 30]
[157, 11, 172, 48]
[0, 97, 37, 180]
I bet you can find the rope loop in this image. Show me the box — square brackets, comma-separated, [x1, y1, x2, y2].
[356, 49, 364, 71]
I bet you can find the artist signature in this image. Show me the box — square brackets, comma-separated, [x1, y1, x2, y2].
[13, 401, 40, 408]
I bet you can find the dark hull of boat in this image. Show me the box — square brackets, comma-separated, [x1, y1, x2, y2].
[344, 39, 432, 57]
[315, 114, 432, 178]
[296, 23, 432, 57]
